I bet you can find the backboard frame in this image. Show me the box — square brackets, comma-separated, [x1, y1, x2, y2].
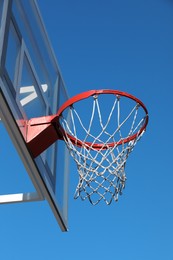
[0, 0, 69, 231]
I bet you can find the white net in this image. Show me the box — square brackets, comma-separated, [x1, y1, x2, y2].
[59, 92, 147, 205]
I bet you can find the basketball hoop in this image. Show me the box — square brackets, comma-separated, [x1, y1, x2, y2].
[56, 90, 149, 205]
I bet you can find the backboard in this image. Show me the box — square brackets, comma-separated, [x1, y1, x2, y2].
[0, 0, 69, 231]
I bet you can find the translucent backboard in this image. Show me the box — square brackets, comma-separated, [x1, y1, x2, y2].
[0, 0, 69, 231]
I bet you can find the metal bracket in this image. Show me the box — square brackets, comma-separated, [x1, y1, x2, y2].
[26, 115, 61, 158]
[0, 192, 44, 204]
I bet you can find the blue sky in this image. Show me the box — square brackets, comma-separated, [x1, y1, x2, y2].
[1, 0, 173, 259]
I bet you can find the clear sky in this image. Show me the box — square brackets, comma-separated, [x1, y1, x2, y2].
[1, 0, 173, 259]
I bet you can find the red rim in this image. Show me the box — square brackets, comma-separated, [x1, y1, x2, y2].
[55, 89, 149, 149]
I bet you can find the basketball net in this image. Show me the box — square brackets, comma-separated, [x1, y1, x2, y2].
[59, 92, 147, 205]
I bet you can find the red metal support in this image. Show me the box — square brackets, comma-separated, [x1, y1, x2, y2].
[25, 89, 149, 159]
[26, 115, 62, 158]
